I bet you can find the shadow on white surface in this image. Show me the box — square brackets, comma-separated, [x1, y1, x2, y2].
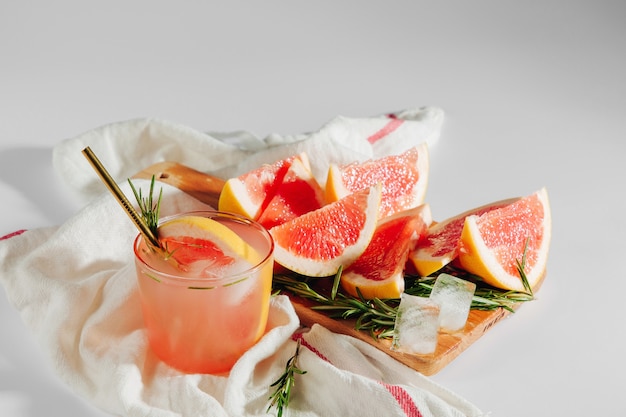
[0, 147, 82, 229]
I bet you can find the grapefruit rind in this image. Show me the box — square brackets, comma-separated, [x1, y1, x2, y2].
[341, 204, 433, 300]
[218, 180, 260, 219]
[270, 184, 382, 277]
[457, 188, 551, 291]
[325, 164, 350, 203]
[342, 271, 405, 300]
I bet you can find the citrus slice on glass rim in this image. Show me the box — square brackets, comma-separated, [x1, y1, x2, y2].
[157, 215, 261, 275]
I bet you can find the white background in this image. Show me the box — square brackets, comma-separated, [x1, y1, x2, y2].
[1, 1, 625, 416]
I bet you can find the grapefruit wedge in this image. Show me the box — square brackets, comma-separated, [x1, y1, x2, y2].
[409, 198, 516, 277]
[256, 157, 326, 230]
[325, 144, 429, 219]
[270, 184, 382, 277]
[218, 153, 309, 220]
[458, 188, 551, 291]
[341, 204, 433, 300]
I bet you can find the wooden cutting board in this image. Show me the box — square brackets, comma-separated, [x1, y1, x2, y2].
[135, 162, 525, 376]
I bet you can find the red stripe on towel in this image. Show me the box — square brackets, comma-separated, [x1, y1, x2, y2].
[1, 229, 26, 241]
[291, 332, 330, 362]
[366, 114, 405, 144]
[292, 333, 423, 416]
[379, 381, 424, 417]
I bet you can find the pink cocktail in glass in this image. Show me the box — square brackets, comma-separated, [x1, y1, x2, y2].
[133, 211, 274, 374]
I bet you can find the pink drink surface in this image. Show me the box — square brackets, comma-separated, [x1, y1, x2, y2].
[134, 215, 273, 374]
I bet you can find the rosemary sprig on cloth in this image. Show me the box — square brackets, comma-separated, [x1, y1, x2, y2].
[267, 339, 307, 417]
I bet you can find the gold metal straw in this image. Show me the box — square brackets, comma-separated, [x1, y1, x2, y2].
[82, 146, 161, 248]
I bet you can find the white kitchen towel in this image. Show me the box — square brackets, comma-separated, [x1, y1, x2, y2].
[0, 107, 486, 416]
[52, 107, 444, 203]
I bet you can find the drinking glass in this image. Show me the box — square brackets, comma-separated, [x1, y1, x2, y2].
[133, 211, 274, 374]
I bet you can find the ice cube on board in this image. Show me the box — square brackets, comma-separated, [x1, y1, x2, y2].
[391, 293, 440, 355]
[429, 273, 476, 332]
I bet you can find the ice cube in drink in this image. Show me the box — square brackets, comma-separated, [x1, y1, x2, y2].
[391, 293, 440, 355]
[429, 273, 476, 333]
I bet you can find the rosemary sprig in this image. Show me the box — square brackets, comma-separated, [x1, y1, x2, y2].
[273, 274, 398, 339]
[267, 339, 307, 417]
[273, 247, 537, 339]
[128, 175, 163, 239]
[407, 275, 533, 314]
[516, 238, 534, 296]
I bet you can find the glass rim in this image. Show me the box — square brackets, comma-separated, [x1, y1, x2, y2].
[133, 210, 274, 286]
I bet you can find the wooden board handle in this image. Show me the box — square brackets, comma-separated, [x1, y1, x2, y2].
[134, 162, 226, 209]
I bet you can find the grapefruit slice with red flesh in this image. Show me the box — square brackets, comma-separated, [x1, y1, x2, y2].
[340, 204, 433, 300]
[218, 153, 309, 220]
[408, 198, 516, 277]
[458, 188, 551, 291]
[256, 157, 326, 230]
[325, 144, 429, 219]
[270, 184, 382, 277]
[157, 215, 261, 276]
